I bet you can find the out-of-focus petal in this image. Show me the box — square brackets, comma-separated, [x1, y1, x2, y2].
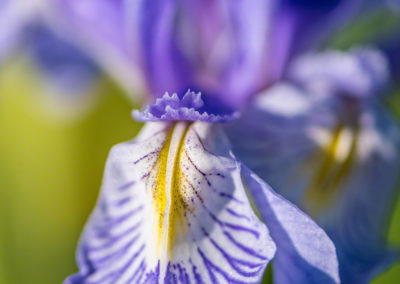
[259, 0, 363, 84]
[318, 106, 400, 283]
[134, 0, 363, 108]
[284, 0, 360, 48]
[0, 0, 18, 61]
[134, 0, 273, 109]
[66, 122, 275, 283]
[227, 48, 400, 283]
[0, 0, 40, 62]
[48, 0, 146, 97]
[47, 0, 364, 109]
[288, 48, 389, 98]
[240, 165, 340, 284]
[0, 0, 101, 97]
[226, 83, 319, 202]
[24, 23, 99, 93]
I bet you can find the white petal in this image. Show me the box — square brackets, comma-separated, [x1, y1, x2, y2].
[68, 122, 275, 284]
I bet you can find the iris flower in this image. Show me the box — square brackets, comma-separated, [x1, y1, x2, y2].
[51, 1, 379, 283]
[65, 90, 341, 284]
[228, 48, 400, 283]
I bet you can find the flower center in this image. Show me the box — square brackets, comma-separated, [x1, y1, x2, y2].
[304, 122, 360, 214]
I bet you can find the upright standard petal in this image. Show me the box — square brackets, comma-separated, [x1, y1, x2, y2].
[257, 0, 363, 84]
[134, 0, 273, 108]
[134, 0, 364, 107]
[66, 121, 276, 283]
[47, 0, 364, 109]
[227, 49, 400, 283]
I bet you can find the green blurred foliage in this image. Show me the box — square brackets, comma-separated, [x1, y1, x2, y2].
[372, 192, 400, 284]
[328, 8, 400, 50]
[372, 89, 400, 283]
[0, 57, 142, 283]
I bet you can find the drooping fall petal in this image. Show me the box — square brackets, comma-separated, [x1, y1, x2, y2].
[66, 121, 276, 283]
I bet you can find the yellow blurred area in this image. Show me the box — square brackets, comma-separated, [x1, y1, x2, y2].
[0, 58, 142, 283]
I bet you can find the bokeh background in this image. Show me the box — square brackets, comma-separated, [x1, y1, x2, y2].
[0, 5, 399, 284]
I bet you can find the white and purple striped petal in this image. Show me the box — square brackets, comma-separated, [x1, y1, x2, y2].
[66, 121, 275, 284]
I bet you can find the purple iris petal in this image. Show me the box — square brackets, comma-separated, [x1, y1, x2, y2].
[49, 0, 146, 95]
[133, 90, 239, 122]
[24, 23, 99, 92]
[0, 1, 100, 94]
[227, 48, 400, 283]
[136, 0, 364, 108]
[288, 48, 389, 99]
[0, 0, 32, 63]
[258, 0, 362, 85]
[136, 0, 274, 108]
[51, 0, 364, 109]
[51, 0, 129, 59]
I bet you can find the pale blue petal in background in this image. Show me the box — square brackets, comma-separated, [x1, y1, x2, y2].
[228, 48, 400, 283]
[49, 0, 146, 97]
[24, 23, 99, 94]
